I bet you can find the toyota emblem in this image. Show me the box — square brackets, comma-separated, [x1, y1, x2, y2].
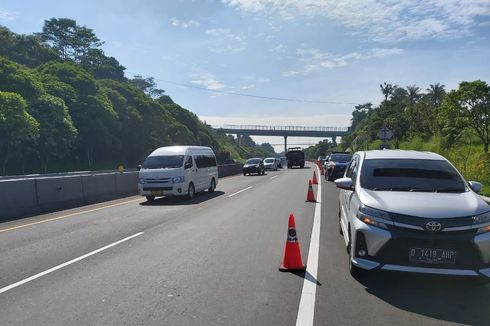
[426, 221, 442, 232]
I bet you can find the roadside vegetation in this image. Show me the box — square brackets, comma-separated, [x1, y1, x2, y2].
[0, 19, 275, 175]
[306, 81, 490, 195]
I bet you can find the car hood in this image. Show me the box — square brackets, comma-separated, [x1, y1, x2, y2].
[139, 168, 183, 179]
[359, 188, 489, 218]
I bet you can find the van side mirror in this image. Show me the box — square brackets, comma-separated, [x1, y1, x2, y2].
[335, 177, 354, 190]
[185, 162, 193, 169]
[137, 165, 142, 171]
[468, 181, 482, 193]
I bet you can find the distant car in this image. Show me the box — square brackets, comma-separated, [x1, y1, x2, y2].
[264, 157, 278, 171]
[335, 150, 490, 280]
[316, 155, 326, 166]
[243, 158, 265, 176]
[326, 152, 352, 181]
[280, 156, 288, 167]
[276, 158, 282, 168]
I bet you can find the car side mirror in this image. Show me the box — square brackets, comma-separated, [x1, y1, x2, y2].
[185, 162, 193, 169]
[335, 177, 354, 190]
[468, 181, 482, 193]
[137, 165, 142, 171]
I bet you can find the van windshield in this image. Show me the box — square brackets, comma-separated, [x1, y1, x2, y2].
[142, 155, 184, 169]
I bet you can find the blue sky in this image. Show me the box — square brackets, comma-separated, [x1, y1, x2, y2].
[1, 0, 490, 150]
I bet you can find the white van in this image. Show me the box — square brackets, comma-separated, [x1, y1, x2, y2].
[138, 146, 218, 201]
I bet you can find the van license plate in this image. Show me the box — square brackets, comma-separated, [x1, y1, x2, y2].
[151, 191, 163, 196]
[409, 248, 456, 264]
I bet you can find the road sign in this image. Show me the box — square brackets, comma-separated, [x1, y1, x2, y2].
[377, 127, 393, 140]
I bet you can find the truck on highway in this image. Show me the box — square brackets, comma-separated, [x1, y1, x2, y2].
[286, 147, 305, 169]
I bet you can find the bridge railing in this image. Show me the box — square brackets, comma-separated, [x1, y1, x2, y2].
[215, 124, 349, 132]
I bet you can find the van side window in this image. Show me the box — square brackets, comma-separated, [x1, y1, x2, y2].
[185, 156, 193, 168]
[194, 154, 217, 168]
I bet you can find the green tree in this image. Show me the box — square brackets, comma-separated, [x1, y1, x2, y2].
[130, 75, 165, 98]
[0, 92, 39, 174]
[380, 82, 397, 101]
[406, 85, 422, 105]
[38, 18, 103, 61]
[29, 94, 78, 172]
[426, 83, 446, 108]
[439, 81, 490, 152]
[80, 48, 126, 81]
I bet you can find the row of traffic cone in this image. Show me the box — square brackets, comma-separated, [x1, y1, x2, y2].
[279, 169, 319, 272]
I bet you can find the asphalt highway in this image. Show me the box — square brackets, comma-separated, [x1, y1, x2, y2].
[1, 163, 489, 325]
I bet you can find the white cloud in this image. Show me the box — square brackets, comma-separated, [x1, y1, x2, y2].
[283, 47, 405, 76]
[0, 10, 16, 21]
[191, 73, 226, 90]
[222, 0, 490, 42]
[169, 17, 200, 29]
[269, 43, 287, 53]
[205, 28, 247, 53]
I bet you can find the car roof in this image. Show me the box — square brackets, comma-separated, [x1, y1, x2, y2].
[150, 146, 212, 156]
[361, 150, 445, 160]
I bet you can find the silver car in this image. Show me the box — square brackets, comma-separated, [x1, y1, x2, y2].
[335, 150, 490, 279]
[264, 157, 278, 171]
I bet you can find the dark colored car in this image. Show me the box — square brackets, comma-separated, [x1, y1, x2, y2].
[243, 158, 265, 176]
[326, 152, 352, 181]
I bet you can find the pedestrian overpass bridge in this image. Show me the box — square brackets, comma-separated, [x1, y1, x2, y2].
[213, 124, 350, 153]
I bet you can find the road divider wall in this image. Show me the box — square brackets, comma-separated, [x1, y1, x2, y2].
[0, 164, 243, 221]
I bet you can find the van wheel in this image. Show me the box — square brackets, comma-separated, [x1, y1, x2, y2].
[208, 178, 216, 192]
[145, 195, 155, 202]
[187, 183, 195, 199]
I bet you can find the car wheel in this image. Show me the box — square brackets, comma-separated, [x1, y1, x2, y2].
[208, 178, 216, 192]
[243, 172, 247, 176]
[145, 195, 155, 202]
[187, 183, 195, 199]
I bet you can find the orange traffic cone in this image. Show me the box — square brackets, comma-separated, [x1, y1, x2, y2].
[279, 213, 306, 272]
[306, 179, 316, 202]
[312, 171, 318, 184]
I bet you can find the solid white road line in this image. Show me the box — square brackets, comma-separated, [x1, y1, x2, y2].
[228, 186, 253, 197]
[296, 165, 322, 326]
[270, 175, 279, 180]
[0, 232, 144, 294]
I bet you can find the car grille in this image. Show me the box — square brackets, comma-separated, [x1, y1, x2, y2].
[143, 186, 172, 191]
[146, 178, 170, 184]
[390, 212, 475, 231]
[375, 228, 484, 269]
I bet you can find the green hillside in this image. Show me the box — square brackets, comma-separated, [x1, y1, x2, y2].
[0, 19, 275, 175]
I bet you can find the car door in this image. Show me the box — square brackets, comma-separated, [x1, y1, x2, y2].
[341, 156, 358, 237]
[184, 155, 197, 189]
[193, 154, 207, 191]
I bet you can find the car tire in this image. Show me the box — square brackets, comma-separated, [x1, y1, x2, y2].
[187, 183, 195, 199]
[145, 195, 155, 202]
[208, 178, 216, 192]
[243, 172, 247, 176]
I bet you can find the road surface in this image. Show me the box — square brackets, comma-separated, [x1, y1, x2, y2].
[1, 163, 489, 325]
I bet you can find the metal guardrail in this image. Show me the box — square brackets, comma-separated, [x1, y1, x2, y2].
[0, 169, 138, 181]
[215, 124, 349, 132]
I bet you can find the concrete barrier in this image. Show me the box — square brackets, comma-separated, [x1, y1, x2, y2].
[0, 165, 242, 221]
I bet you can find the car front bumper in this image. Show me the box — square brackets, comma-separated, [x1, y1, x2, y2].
[138, 183, 186, 196]
[350, 218, 490, 278]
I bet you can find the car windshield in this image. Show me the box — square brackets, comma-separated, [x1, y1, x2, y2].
[361, 159, 466, 193]
[246, 159, 261, 164]
[264, 158, 274, 163]
[330, 154, 352, 162]
[318, 156, 326, 160]
[142, 155, 184, 169]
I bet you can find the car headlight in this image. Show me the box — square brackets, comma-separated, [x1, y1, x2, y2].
[138, 178, 146, 184]
[473, 211, 490, 234]
[172, 176, 185, 183]
[356, 205, 393, 230]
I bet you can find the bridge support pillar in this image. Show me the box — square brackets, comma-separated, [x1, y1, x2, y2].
[284, 136, 288, 154]
[237, 134, 241, 146]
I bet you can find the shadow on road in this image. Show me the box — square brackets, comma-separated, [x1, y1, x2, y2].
[289, 270, 322, 286]
[140, 191, 224, 206]
[359, 271, 490, 325]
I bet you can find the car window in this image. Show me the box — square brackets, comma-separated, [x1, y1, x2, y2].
[185, 156, 193, 168]
[360, 159, 466, 192]
[246, 159, 261, 164]
[330, 154, 352, 162]
[351, 156, 359, 186]
[264, 158, 274, 163]
[142, 155, 184, 169]
[345, 157, 356, 178]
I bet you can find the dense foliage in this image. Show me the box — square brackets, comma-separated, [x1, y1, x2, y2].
[0, 19, 275, 175]
[306, 81, 490, 194]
